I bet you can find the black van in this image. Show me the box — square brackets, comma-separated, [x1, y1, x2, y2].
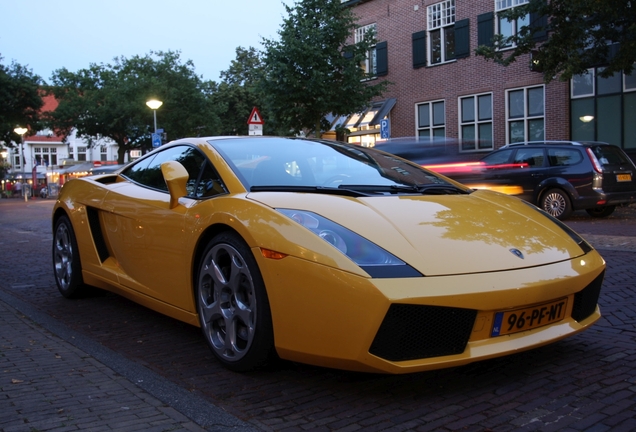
[461, 141, 636, 219]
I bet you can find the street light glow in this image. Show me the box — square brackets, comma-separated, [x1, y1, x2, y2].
[146, 99, 163, 110]
[14, 127, 28, 136]
[146, 100, 163, 134]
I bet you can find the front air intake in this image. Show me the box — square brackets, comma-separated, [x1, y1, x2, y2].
[369, 304, 477, 362]
[572, 271, 604, 322]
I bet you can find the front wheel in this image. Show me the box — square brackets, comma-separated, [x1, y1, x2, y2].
[540, 189, 572, 220]
[196, 231, 275, 372]
[586, 205, 616, 218]
[53, 215, 85, 298]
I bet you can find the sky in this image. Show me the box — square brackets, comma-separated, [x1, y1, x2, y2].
[1, 0, 292, 83]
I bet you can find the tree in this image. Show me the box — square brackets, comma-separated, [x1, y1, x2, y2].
[212, 47, 266, 135]
[260, 0, 388, 137]
[46, 51, 221, 163]
[0, 56, 44, 146]
[476, 0, 636, 83]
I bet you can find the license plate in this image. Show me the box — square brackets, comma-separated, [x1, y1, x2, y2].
[491, 298, 568, 336]
[616, 173, 632, 182]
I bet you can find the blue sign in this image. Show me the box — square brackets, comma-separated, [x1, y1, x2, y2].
[152, 133, 162, 147]
[380, 119, 390, 139]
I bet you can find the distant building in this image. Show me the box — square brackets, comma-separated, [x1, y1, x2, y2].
[335, 0, 636, 160]
[6, 94, 120, 187]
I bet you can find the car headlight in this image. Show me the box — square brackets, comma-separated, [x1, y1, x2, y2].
[277, 209, 422, 278]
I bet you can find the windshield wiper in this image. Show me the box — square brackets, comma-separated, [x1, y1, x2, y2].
[250, 183, 469, 196]
[249, 185, 372, 197]
[337, 184, 469, 195]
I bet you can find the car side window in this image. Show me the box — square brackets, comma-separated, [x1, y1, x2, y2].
[482, 149, 514, 165]
[196, 162, 227, 198]
[513, 148, 545, 167]
[122, 145, 226, 198]
[547, 149, 583, 167]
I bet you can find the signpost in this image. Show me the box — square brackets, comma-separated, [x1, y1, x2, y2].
[247, 107, 264, 136]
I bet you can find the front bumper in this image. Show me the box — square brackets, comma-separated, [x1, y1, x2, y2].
[257, 249, 606, 374]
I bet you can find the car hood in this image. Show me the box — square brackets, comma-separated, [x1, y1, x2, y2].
[247, 189, 588, 276]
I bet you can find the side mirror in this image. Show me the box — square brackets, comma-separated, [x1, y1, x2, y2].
[161, 161, 189, 208]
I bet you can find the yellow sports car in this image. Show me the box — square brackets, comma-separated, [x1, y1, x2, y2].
[52, 136, 606, 374]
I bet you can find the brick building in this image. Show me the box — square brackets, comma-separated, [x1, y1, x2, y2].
[337, 0, 636, 160]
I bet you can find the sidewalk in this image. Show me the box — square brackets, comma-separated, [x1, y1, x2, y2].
[0, 290, 259, 432]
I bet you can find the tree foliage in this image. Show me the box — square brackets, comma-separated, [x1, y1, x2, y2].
[476, 0, 636, 83]
[46, 51, 220, 163]
[260, 0, 388, 137]
[212, 47, 266, 135]
[0, 56, 44, 146]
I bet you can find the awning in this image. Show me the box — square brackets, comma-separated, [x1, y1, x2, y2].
[369, 98, 396, 126]
[327, 98, 397, 131]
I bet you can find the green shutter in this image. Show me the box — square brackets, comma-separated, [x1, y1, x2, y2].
[454, 19, 470, 59]
[412, 31, 427, 68]
[376, 41, 388, 76]
[477, 12, 494, 47]
[530, 12, 548, 41]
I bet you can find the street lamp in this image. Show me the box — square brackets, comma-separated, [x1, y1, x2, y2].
[146, 99, 163, 133]
[14, 127, 28, 202]
[14, 127, 27, 172]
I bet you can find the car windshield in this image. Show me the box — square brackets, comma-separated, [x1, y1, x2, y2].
[210, 137, 466, 194]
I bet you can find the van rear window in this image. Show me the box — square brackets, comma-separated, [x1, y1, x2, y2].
[591, 146, 631, 166]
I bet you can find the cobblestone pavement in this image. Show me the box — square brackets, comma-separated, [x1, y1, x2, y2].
[0, 197, 635, 431]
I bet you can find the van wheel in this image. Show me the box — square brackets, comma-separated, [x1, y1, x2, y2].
[586, 205, 616, 218]
[540, 189, 572, 220]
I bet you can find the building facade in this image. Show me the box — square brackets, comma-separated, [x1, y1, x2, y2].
[340, 0, 636, 160]
[4, 95, 120, 194]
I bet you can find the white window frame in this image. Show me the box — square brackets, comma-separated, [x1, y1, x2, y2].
[355, 23, 377, 75]
[416, 100, 446, 139]
[77, 146, 87, 162]
[505, 85, 545, 144]
[100, 145, 108, 162]
[459, 93, 494, 151]
[427, 0, 456, 65]
[495, 0, 529, 49]
[33, 147, 56, 166]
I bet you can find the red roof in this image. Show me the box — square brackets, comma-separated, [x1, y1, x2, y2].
[41, 94, 59, 112]
[25, 93, 62, 142]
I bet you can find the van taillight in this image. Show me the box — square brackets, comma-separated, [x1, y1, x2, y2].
[586, 148, 604, 173]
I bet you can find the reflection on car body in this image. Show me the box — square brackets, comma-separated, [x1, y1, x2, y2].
[52, 136, 605, 374]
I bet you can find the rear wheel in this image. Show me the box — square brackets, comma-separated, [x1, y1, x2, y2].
[53, 216, 85, 298]
[586, 205, 616, 218]
[196, 231, 275, 372]
[540, 188, 572, 220]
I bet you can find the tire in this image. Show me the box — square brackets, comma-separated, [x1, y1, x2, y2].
[196, 231, 275, 372]
[540, 188, 572, 220]
[586, 205, 616, 218]
[52, 215, 86, 298]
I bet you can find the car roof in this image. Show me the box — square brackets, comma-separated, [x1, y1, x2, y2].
[502, 140, 610, 148]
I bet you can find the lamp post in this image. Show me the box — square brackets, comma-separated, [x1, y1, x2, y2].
[14, 127, 28, 201]
[14, 127, 27, 171]
[1, 149, 6, 196]
[146, 99, 163, 133]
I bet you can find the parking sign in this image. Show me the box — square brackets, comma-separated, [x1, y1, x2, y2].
[380, 119, 390, 139]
